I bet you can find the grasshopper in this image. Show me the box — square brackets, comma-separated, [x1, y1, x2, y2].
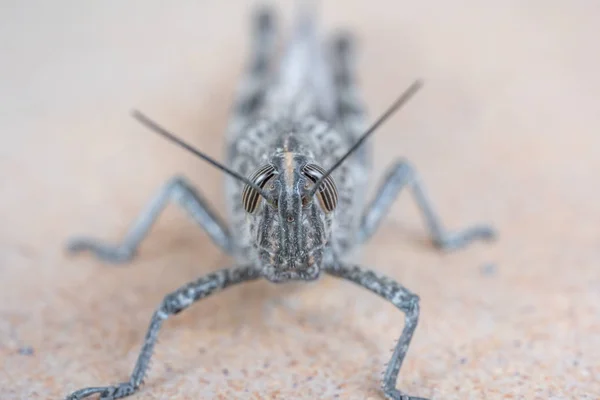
[64, 5, 495, 400]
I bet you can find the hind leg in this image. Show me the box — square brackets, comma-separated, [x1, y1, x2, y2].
[330, 33, 368, 138]
[329, 32, 372, 170]
[231, 7, 278, 120]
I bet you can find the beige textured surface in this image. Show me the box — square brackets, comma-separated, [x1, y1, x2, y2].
[1, 1, 599, 399]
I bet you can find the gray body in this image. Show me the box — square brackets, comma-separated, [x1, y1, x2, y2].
[64, 6, 495, 400]
[224, 9, 369, 282]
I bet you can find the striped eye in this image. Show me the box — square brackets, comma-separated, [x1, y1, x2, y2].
[302, 163, 338, 213]
[242, 164, 276, 213]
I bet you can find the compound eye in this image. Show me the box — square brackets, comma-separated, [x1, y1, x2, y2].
[302, 163, 338, 213]
[242, 164, 276, 213]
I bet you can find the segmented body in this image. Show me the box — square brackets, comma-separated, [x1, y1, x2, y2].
[224, 10, 370, 281]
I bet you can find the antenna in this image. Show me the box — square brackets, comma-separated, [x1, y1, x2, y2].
[131, 110, 270, 200]
[309, 79, 424, 197]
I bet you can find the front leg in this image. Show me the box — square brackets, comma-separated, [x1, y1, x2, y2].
[68, 175, 233, 263]
[65, 265, 260, 400]
[358, 159, 496, 250]
[325, 263, 427, 400]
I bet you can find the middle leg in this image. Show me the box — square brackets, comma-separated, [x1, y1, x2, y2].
[67, 175, 233, 263]
[358, 159, 496, 250]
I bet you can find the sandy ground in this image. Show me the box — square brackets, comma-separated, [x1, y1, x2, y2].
[1, 1, 599, 399]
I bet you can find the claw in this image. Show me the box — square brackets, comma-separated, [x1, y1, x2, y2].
[66, 382, 136, 400]
[433, 224, 497, 251]
[66, 237, 135, 264]
[65, 386, 108, 400]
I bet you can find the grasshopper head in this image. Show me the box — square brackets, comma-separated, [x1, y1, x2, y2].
[242, 151, 338, 283]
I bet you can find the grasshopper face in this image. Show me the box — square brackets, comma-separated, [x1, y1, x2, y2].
[242, 150, 338, 283]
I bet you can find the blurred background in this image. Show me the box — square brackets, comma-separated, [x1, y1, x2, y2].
[1, 1, 598, 399]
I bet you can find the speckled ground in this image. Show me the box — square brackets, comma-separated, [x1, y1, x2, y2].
[1, 1, 599, 399]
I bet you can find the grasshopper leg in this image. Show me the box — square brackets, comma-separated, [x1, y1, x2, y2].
[64, 266, 260, 399]
[358, 159, 496, 250]
[231, 6, 277, 120]
[325, 263, 428, 400]
[67, 176, 233, 263]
